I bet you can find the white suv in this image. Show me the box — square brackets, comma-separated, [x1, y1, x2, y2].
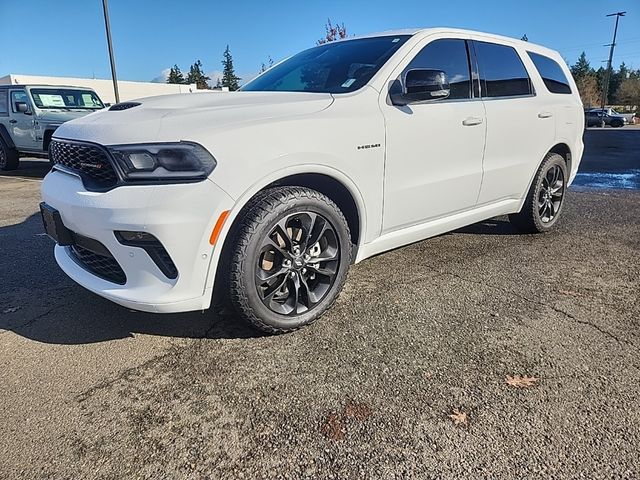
[41, 28, 584, 333]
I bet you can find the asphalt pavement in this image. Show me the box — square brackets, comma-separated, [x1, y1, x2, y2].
[0, 129, 639, 479]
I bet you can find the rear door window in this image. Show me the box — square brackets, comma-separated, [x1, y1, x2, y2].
[0, 90, 8, 116]
[473, 41, 533, 98]
[527, 52, 572, 94]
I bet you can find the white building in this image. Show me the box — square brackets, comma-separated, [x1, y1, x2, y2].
[0, 74, 199, 104]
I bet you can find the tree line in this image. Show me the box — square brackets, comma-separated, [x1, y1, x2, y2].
[570, 52, 640, 109]
[165, 19, 347, 91]
[167, 45, 241, 91]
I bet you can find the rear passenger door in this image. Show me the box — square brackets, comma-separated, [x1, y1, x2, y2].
[473, 41, 556, 204]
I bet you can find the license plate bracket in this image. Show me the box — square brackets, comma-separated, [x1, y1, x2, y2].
[39, 202, 74, 246]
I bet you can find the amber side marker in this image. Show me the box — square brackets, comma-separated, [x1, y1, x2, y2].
[209, 210, 230, 245]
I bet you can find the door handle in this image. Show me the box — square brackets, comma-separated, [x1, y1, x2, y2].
[462, 117, 484, 126]
[9, 119, 17, 124]
[538, 111, 554, 119]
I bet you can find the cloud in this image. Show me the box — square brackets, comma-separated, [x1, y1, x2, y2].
[151, 68, 171, 83]
[206, 70, 223, 87]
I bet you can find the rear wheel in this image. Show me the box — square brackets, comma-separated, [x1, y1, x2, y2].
[509, 152, 567, 233]
[225, 186, 352, 334]
[0, 137, 19, 171]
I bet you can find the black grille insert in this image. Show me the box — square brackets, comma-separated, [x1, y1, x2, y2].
[109, 102, 141, 111]
[114, 231, 178, 279]
[70, 243, 127, 285]
[49, 140, 118, 189]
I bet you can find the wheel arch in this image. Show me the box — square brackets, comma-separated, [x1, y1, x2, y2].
[204, 166, 367, 307]
[516, 142, 573, 213]
[0, 124, 16, 150]
[548, 142, 572, 175]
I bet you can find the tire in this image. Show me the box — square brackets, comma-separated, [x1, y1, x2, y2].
[611, 120, 624, 128]
[0, 137, 19, 171]
[509, 152, 568, 233]
[224, 186, 352, 334]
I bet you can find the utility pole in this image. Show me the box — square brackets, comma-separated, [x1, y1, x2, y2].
[600, 11, 626, 111]
[102, 0, 120, 104]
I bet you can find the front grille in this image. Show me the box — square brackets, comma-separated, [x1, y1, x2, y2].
[49, 140, 118, 188]
[70, 244, 127, 285]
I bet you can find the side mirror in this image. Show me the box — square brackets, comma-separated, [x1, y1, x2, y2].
[393, 69, 451, 105]
[104, 103, 112, 107]
[16, 102, 31, 114]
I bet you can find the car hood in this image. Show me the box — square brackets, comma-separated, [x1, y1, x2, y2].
[53, 92, 334, 145]
[38, 109, 97, 124]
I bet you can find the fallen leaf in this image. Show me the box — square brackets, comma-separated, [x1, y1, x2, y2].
[344, 400, 373, 421]
[505, 375, 539, 388]
[320, 412, 345, 440]
[2, 306, 20, 314]
[449, 409, 468, 426]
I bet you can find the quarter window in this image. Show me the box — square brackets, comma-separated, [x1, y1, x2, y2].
[404, 39, 472, 100]
[527, 52, 572, 94]
[474, 41, 532, 98]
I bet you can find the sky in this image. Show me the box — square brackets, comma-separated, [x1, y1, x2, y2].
[1, 0, 638, 85]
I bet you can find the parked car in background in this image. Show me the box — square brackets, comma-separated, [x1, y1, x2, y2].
[584, 109, 626, 128]
[0, 85, 105, 170]
[41, 28, 584, 333]
[588, 107, 634, 124]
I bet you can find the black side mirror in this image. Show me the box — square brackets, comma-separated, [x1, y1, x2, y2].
[392, 69, 451, 105]
[15, 102, 31, 114]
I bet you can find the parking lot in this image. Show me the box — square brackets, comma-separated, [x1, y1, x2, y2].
[1, 129, 639, 479]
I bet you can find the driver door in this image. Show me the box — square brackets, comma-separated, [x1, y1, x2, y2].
[9, 89, 39, 150]
[380, 38, 486, 233]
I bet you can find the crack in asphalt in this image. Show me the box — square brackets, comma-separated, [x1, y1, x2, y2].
[75, 316, 222, 403]
[75, 347, 180, 403]
[0, 304, 65, 335]
[421, 264, 634, 347]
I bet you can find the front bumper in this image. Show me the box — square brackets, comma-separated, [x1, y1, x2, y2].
[41, 168, 234, 313]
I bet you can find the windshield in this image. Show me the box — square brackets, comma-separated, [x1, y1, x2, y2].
[29, 88, 104, 110]
[241, 35, 411, 94]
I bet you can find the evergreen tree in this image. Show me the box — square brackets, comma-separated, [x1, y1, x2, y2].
[167, 64, 185, 84]
[186, 60, 211, 89]
[221, 45, 241, 91]
[571, 52, 592, 78]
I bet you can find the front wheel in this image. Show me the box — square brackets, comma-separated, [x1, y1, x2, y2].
[225, 186, 352, 334]
[509, 152, 567, 233]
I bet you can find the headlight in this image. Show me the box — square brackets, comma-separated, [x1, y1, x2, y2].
[108, 142, 216, 182]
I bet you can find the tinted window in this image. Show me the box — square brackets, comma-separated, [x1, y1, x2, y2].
[0, 90, 7, 116]
[528, 52, 572, 94]
[242, 35, 410, 94]
[474, 41, 532, 97]
[404, 39, 471, 100]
